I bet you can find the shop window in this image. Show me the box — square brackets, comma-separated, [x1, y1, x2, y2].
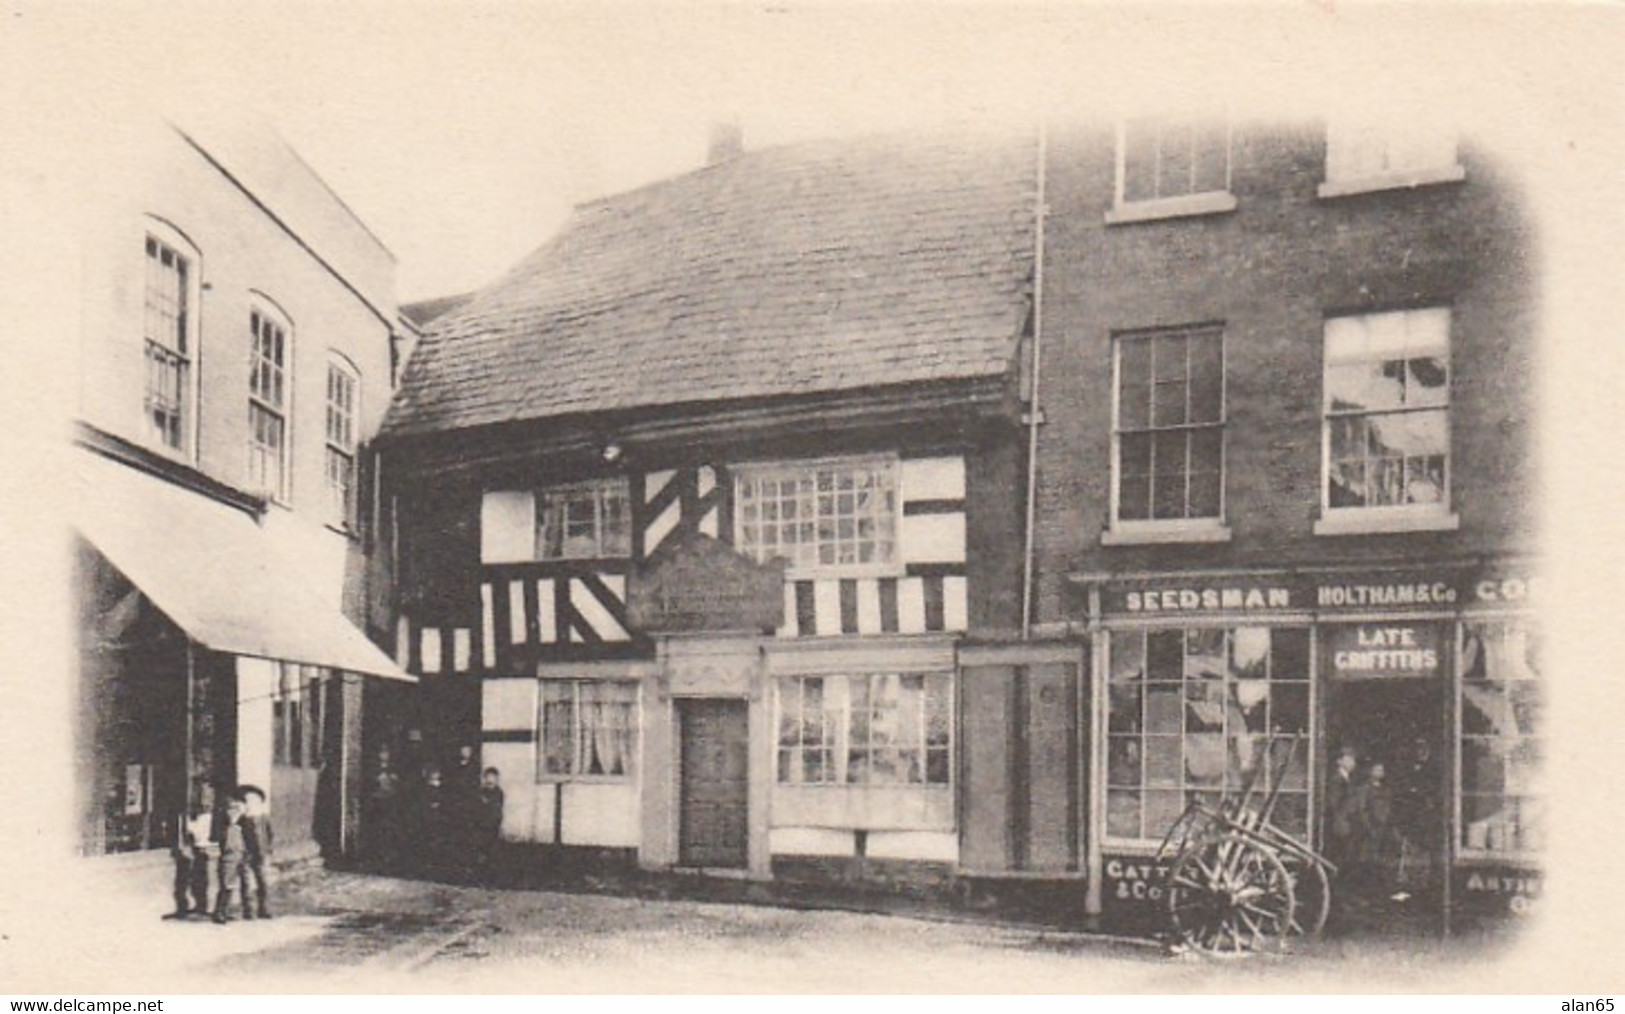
[774, 672, 951, 786]
[1318, 307, 1457, 534]
[324, 355, 361, 531]
[735, 457, 899, 575]
[1319, 122, 1464, 198]
[247, 303, 291, 502]
[537, 680, 637, 779]
[1105, 627, 1311, 845]
[1109, 116, 1237, 223]
[143, 231, 198, 456]
[272, 663, 325, 769]
[1459, 620, 1542, 856]
[1109, 326, 1227, 541]
[537, 479, 630, 560]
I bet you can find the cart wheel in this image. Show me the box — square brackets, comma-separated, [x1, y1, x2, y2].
[1281, 851, 1331, 937]
[1167, 839, 1296, 955]
[1154, 803, 1212, 865]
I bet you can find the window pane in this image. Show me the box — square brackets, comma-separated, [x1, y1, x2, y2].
[1118, 338, 1151, 388]
[1192, 124, 1229, 193]
[1108, 735, 1142, 786]
[1108, 683, 1143, 733]
[1145, 735, 1182, 787]
[1146, 685, 1181, 734]
[1110, 632, 1145, 682]
[1188, 336, 1223, 423]
[1107, 790, 1142, 839]
[1122, 122, 1157, 203]
[1146, 630, 1183, 679]
[1327, 361, 1403, 413]
[1158, 123, 1194, 197]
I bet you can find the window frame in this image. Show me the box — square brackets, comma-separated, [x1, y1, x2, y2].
[535, 477, 632, 562]
[535, 679, 639, 783]
[324, 353, 362, 533]
[1102, 626, 1314, 850]
[1456, 619, 1542, 861]
[773, 671, 953, 789]
[1316, 306, 1459, 536]
[140, 220, 202, 461]
[732, 454, 903, 579]
[247, 298, 294, 504]
[1107, 115, 1239, 225]
[1106, 325, 1231, 545]
[1318, 121, 1466, 199]
[272, 663, 325, 770]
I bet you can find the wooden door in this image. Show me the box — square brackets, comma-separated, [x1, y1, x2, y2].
[678, 698, 750, 868]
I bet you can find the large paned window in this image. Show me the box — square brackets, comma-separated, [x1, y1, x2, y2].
[324, 357, 360, 529]
[1459, 620, 1542, 856]
[1120, 117, 1231, 204]
[1106, 627, 1311, 844]
[143, 235, 192, 453]
[272, 663, 325, 769]
[736, 458, 898, 574]
[537, 479, 630, 560]
[775, 673, 951, 786]
[1113, 326, 1225, 525]
[538, 680, 637, 779]
[247, 307, 290, 501]
[1322, 308, 1451, 519]
[1321, 122, 1463, 195]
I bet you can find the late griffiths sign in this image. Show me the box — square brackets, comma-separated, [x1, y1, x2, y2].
[1327, 623, 1442, 678]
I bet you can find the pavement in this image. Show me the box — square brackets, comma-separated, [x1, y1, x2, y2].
[3, 860, 1547, 993]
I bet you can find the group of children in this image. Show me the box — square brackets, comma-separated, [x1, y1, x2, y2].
[169, 784, 274, 924]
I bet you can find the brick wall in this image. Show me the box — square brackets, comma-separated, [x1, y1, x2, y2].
[1032, 120, 1538, 624]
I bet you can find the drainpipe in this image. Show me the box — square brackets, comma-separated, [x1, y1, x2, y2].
[1020, 122, 1048, 640]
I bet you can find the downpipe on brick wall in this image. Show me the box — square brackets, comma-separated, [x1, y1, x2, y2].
[1021, 122, 1047, 640]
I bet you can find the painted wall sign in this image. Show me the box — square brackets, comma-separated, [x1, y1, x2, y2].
[1103, 855, 1170, 902]
[1457, 866, 1542, 917]
[1316, 581, 1458, 609]
[626, 531, 785, 634]
[1473, 576, 1538, 604]
[1116, 585, 1293, 615]
[1327, 623, 1442, 678]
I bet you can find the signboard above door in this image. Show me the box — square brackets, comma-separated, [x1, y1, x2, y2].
[626, 531, 785, 635]
[1326, 623, 1443, 678]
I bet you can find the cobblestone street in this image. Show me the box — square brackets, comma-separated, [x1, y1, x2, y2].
[13, 864, 1543, 993]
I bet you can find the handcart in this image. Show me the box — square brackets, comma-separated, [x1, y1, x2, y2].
[1152, 735, 1335, 955]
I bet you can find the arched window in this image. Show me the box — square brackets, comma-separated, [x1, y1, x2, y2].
[324, 352, 362, 529]
[141, 218, 201, 458]
[247, 296, 294, 502]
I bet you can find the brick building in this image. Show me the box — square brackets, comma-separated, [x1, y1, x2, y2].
[70, 117, 413, 864]
[1026, 117, 1539, 930]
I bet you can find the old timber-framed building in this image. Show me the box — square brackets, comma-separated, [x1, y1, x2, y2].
[379, 132, 1042, 879]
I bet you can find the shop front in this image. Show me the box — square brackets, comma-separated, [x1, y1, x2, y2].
[1078, 558, 1539, 934]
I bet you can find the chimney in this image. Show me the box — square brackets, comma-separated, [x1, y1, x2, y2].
[706, 121, 743, 165]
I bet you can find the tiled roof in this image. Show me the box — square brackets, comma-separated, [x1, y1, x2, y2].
[382, 131, 1037, 438]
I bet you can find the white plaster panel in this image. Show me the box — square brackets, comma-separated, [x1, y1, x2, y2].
[865, 830, 959, 863]
[235, 657, 275, 800]
[420, 628, 441, 673]
[813, 579, 841, 636]
[481, 584, 496, 668]
[453, 628, 471, 672]
[561, 782, 640, 847]
[482, 679, 538, 732]
[769, 827, 856, 857]
[900, 456, 965, 502]
[508, 580, 527, 644]
[901, 513, 966, 564]
[943, 576, 968, 632]
[480, 491, 536, 564]
[897, 578, 927, 634]
[855, 579, 882, 635]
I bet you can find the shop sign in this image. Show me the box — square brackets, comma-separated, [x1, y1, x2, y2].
[1327, 624, 1442, 678]
[627, 532, 785, 634]
[1458, 867, 1542, 916]
[1114, 583, 1294, 615]
[1103, 855, 1170, 903]
[1315, 580, 1459, 610]
[1472, 576, 1538, 605]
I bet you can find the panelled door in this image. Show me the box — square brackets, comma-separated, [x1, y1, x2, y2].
[678, 698, 750, 868]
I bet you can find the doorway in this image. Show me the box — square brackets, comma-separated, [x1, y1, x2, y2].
[1324, 677, 1446, 915]
[677, 698, 749, 868]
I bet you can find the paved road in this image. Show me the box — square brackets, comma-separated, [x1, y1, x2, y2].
[19, 868, 1538, 992]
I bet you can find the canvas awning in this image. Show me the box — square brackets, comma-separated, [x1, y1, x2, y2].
[72, 448, 413, 681]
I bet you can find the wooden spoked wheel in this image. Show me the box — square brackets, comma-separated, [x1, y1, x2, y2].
[1166, 839, 1297, 954]
[1279, 850, 1331, 937]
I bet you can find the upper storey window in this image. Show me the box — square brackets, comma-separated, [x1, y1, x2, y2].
[734, 457, 899, 576]
[142, 229, 199, 457]
[1106, 326, 1229, 545]
[247, 303, 291, 502]
[1319, 122, 1465, 198]
[1108, 116, 1237, 224]
[1317, 307, 1459, 535]
[538, 478, 631, 560]
[324, 355, 360, 530]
